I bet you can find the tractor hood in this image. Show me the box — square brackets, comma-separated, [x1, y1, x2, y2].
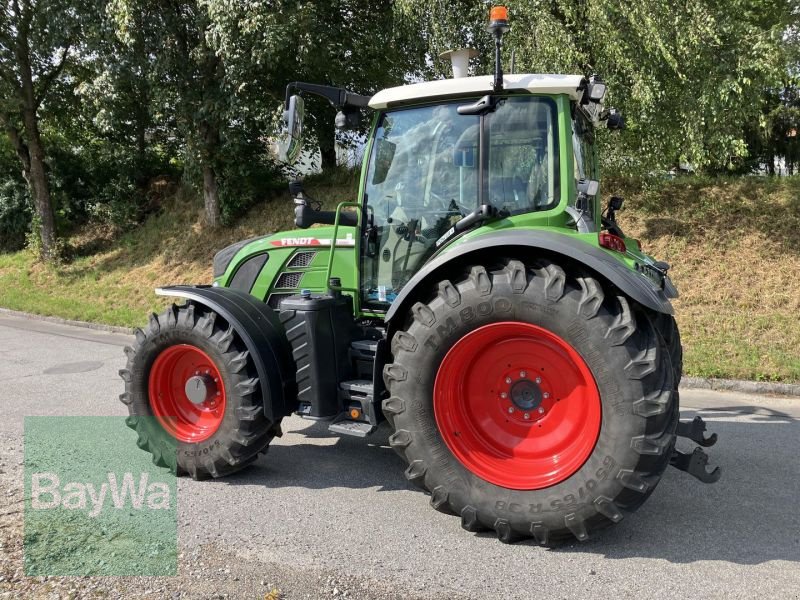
[213, 226, 359, 288]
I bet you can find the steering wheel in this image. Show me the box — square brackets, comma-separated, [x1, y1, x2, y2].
[429, 191, 468, 217]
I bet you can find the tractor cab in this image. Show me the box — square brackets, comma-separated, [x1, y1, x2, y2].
[360, 75, 599, 307]
[281, 69, 626, 312]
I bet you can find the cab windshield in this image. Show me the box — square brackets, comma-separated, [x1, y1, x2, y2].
[361, 96, 559, 306]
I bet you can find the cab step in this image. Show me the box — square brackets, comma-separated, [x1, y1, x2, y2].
[328, 378, 378, 437]
[328, 419, 376, 437]
[350, 339, 379, 379]
[340, 378, 374, 403]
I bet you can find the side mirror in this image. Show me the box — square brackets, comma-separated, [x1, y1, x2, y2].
[609, 196, 624, 211]
[606, 108, 626, 131]
[371, 138, 396, 185]
[277, 95, 305, 163]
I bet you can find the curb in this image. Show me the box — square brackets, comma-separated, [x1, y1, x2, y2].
[681, 376, 800, 398]
[0, 307, 134, 335]
[1, 307, 798, 398]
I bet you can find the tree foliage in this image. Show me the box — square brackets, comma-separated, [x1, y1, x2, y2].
[0, 0, 797, 258]
[0, 0, 86, 259]
[399, 0, 797, 172]
[204, 0, 427, 169]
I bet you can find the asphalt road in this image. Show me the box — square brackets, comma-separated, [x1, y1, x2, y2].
[1, 313, 799, 599]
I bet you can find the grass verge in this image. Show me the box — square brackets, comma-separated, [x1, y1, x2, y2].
[0, 171, 356, 328]
[617, 175, 800, 382]
[1, 172, 798, 382]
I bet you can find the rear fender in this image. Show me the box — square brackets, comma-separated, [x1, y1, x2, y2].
[156, 285, 297, 420]
[384, 230, 675, 327]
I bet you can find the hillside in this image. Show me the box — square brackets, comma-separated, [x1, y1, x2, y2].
[617, 176, 800, 382]
[0, 174, 797, 382]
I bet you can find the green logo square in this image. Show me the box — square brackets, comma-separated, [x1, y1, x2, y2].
[24, 416, 177, 576]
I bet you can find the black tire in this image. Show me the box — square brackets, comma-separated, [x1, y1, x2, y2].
[383, 259, 677, 544]
[654, 313, 683, 388]
[119, 303, 280, 479]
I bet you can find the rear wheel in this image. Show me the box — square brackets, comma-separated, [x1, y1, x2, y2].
[383, 259, 677, 544]
[119, 303, 280, 479]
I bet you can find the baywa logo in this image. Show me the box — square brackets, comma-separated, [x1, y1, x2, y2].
[31, 472, 171, 518]
[24, 416, 177, 576]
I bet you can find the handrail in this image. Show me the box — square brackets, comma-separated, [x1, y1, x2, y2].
[325, 202, 362, 302]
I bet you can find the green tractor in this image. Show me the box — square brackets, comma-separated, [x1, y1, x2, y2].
[120, 7, 719, 544]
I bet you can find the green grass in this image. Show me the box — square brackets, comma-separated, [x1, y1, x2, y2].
[1, 171, 798, 382]
[0, 171, 357, 328]
[617, 175, 800, 382]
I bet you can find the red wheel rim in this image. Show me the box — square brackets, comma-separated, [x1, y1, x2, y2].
[434, 321, 601, 490]
[148, 344, 226, 443]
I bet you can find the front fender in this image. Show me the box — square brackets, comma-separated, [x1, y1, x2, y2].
[384, 230, 675, 324]
[155, 285, 297, 420]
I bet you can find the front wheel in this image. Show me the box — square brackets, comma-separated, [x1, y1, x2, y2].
[383, 259, 677, 544]
[119, 303, 280, 479]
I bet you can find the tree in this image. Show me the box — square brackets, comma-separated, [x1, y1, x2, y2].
[205, 0, 428, 170]
[110, 0, 231, 227]
[398, 0, 796, 173]
[0, 0, 82, 260]
[80, 0, 155, 187]
[767, 96, 800, 174]
[111, 0, 296, 226]
[290, 0, 427, 169]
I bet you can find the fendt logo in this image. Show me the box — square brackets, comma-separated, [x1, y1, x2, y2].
[270, 233, 356, 247]
[31, 471, 171, 518]
[272, 237, 322, 246]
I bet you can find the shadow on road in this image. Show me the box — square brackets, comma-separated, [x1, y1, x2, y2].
[222, 405, 800, 565]
[559, 405, 800, 565]
[225, 422, 408, 493]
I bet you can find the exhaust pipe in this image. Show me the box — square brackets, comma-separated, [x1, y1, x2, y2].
[439, 48, 479, 79]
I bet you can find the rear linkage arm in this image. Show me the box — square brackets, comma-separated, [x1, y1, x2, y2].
[676, 415, 718, 447]
[670, 416, 721, 484]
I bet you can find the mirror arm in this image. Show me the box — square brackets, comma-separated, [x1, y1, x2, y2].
[457, 94, 498, 115]
[292, 181, 358, 229]
[285, 82, 371, 110]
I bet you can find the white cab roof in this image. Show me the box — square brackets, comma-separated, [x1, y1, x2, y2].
[368, 74, 585, 109]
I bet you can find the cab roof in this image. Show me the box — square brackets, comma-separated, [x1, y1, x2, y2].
[368, 74, 585, 109]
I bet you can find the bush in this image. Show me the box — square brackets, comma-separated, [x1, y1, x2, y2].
[0, 178, 31, 252]
[218, 157, 285, 225]
[86, 176, 146, 229]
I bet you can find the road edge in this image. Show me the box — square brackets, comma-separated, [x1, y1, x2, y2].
[681, 376, 800, 398]
[2, 306, 798, 398]
[0, 307, 134, 335]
